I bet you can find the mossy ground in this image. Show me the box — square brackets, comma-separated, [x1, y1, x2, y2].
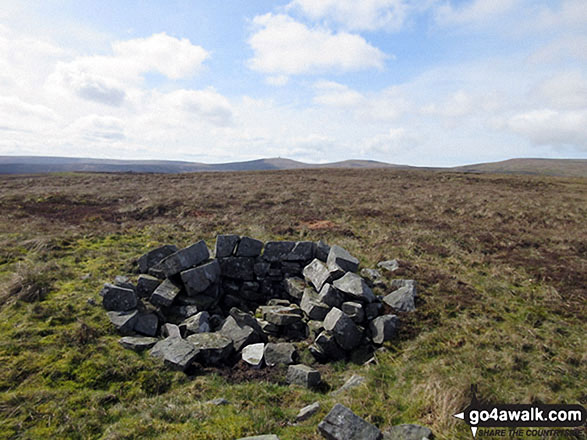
[0, 169, 585, 439]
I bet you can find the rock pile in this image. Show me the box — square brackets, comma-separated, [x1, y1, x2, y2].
[100, 235, 418, 371]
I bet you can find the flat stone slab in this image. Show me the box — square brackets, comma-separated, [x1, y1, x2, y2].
[303, 259, 331, 291]
[159, 241, 210, 277]
[119, 336, 158, 351]
[180, 311, 210, 335]
[284, 277, 306, 300]
[186, 332, 233, 364]
[382, 286, 416, 312]
[180, 260, 220, 296]
[382, 424, 432, 440]
[323, 308, 362, 351]
[107, 310, 138, 335]
[331, 374, 366, 396]
[150, 337, 199, 371]
[102, 284, 137, 311]
[370, 315, 399, 344]
[235, 236, 264, 257]
[241, 342, 264, 368]
[264, 342, 297, 366]
[287, 364, 321, 388]
[263, 241, 296, 262]
[138, 244, 178, 273]
[215, 234, 239, 258]
[327, 245, 359, 273]
[301, 288, 331, 321]
[261, 305, 304, 326]
[296, 401, 320, 422]
[218, 257, 255, 280]
[220, 316, 261, 352]
[134, 312, 158, 337]
[285, 241, 315, 261]
[377, 259, 399, 272]
[333, 272, 376, 303]
[150, 278, 181, 307]
[318, 403, 381, 440]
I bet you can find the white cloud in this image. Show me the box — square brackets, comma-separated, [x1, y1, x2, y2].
[248, 13, 386, 75]
[528, 35, 587, 64]
[313, 81, 364, 107]
[361, 127, 419, 156]
[161, 88, 234, 127]
[531, 0, 587, 30]
[266, 75, 289, 86]
[534, 71, 587, 110]
[287, 0, 413, 31]
[0, 96, 60, 133]
[66, 115, 126, 141]
[436, 0, 520, 26]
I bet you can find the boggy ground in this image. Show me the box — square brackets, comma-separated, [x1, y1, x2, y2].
[0, 169, 585, 439]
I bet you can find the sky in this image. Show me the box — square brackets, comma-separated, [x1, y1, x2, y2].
[0, 0, 586, 166]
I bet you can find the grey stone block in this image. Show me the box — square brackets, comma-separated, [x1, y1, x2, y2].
[261, 305, 304, 326]
[327, 245, 359, 273]
[303, 259, 331, 291]
[287, 364, 321, 387]
[150, 278, 181, 307]
[219, 316, 261, 352]
[318, 283, 343, 308]
[360, 268, 386, 289]
[215, 234, 240, 258]
[161, 323, 181, 338]
[284, 277, 306, 300]
[263, 241, 296, 262]
[150, 337, 199, 371]
[235, 236, 264, 257]
[186, 332, 233, 365]
[138, 244, 178, 273]
[229, 308, 266, 341]
[102, 284, 138, 311]
[342, 301, 365, 323]
[301, 288, 331, 321]
[311, 330, 346, 362]
[316, 240, 330, 262]
[318, 403, 381, 440]
[119, 336, 158, 351]
[333, 272, 376, 303]
[323, 308, 362, 351]
[241, 342, 264, 368]
[159, 241, 210, 277]
[285, 241, 315, 261]
[377, 259, 399, 273]
[369, 315, 399, 344]
[181, 260, 220, 296]
[136, 274, 161, 298]
[330, 374, 366, 396]
[180, 311, 210, 335]
[264, 342, 297, 366]
[296, 401, 320, 422]
[135, 312, 159, 336]
[218, 257, 255, 280]
[107, 310, 138, 335]
[382, 286, 416, 312]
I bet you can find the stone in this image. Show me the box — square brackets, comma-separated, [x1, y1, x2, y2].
[283, 277, 306, 300]
[229, 308, 267, 341]
[150, 337, 199, 371]
[219, 316, 261, 352]
[102, 284, 138, 311]
[382, 286, 416, 312]
[178, 304, 200, 319]
[253, 261, 271, 278]
[215, 234, 240, 258]
[283, 320, 309, 340]
[365, 302, 382, 321]
[136, 274, 161, 298]
[342, 301, 365, 323]
[258, 319, 279, 336]
[237, 436, 280, 440]
[308, 320, 324, 337]
[159, 241, 210, 277]
[147, 265, 166, 279]
[287, 364, 321, 388]
[186, 332, 233, 364]
[114, 275, 134, 290]
[323, 308, 362, 351]
[311, 331, 346, 362]
[241, 342, 264, 368]
[303, 259, 331, 291]
[119, 336, 158, 351]
[218, 257, 255, 280]
[389, 279, 417, 292]
[180, 260, 220, 296]
[377, 259, 399, 273]
[134, 312, 159, 336]
[369, 315, 399, 344]
[282, 261, 302, 275]
[318, 403, 381, 440]
[266, 299, 290, 306]
[318, 283, 343, 308]
[150, 278, 181, 308]
[331, 374, 366, 396]
[180, 311, 210, 335]
[106, 310, 138, 335]
[296, 401, 320, 422]
[285, 241, 315, 261]
[301, 288, 330, 321]
[264, 342, 297, 366]
[207, 397, 229, 406]
[360, 268, 386, 289]
[333, 272, 376, 303]
[316, 240, 330, 262]
[327, 245, 360, 273]
[327, 261, 346, 281]
[162, 323, 181, 338]
[263, 241, 296, 262]
[261, 305, 304, 326]
[382, 424, 432, 440]
[235, 236, 264, 257]
[138, 244, 178, 273]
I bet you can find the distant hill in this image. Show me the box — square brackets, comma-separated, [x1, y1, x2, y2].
[452, 158, 587, 178]
[0, 156, 585, 177]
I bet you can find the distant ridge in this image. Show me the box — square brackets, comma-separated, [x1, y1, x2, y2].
[0, 156, 585, 178]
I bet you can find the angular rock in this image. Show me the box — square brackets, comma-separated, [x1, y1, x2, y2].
[318, 403, 381, 440]
[287, 364, 321, 388]
[119, 336, 158, 351]
[285, 241, 315, 261]
[311, 330, 346, 362]
[382, 286, 416, 312]
[241, 342, 264, 368]
[215, 234, 240, 258]
[135, 312, 159, 336]
[150, 337, 199, 371]
[382, 424, 432, 440]
[180, 311, 210, 335]
[360, 268, 386, 289]
[282, 261, 302, 275]
[331, 374, 366, 396]
[389, 279, 417, 292]
[150, 278, 181, 307]
[377, 259, 399, 273]
[266, 299, 291, 306]
[303, 259, 331, 291]
[318, 283, 343, 308]
[296, 401, 320, 422]
[283, 277, 306, 300]
[261, 305, 304, 326]
[186, 332, 233, 364]
[106, 310, 138, 335]
[219, 316, 261, 352]
[341, 301, 365, 323]
[365, 302, 382, 321]
[258, 319, 279, 336]
[301, 288, 330, 321]
[235, 236, 264, 257]
[323, 308, 362, 351]
[308, 320, 324, 337]
[102, 284, 138, 311]
[333, 272, 376, 303]
[114, 275, 135, 291]
[162, 323, 181, 338]
[218, 257, 255, 280]
[369, 315, 399, 344]
[316, 240, 330, 262]
[159, 241, 210, 277]
[138, 244, 178, 273]
[263, 241, 296, 262]
[283, 320, 309, 340]
[237, 436, 280, 440]
[229, 308, 267, 341]
[327, 261, 346, 281]
[207, 397, 229, 406]
[180, 260, 220, 296]
[327, 245, 359, 273]
[136, 274, 161, 298]
[264, 342, 297, 366]
[254, 261, 271, 278]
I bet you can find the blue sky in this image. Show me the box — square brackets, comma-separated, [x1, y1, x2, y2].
[0, 0, 586, 166]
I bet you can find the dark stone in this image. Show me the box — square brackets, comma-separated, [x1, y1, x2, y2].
[318, 283, 343, 308]
[135, 312, 159, 336]
[119, 336, 158, 351]
[215, 234, 240, 258]
[323, 308, 362, 351]
[327, 245, 359, 273]
[285, 241, 315, 261]
[106, 310, 138, 335]
[312, 330, 346, 362]
[316, 240, 331, 262]
[283, 320, 309, 340]
[341, 301, 364, 323]
[180, 311, 210, 335]
[181, 260, 221, 296]
[263, 241, 296, 262]
[264, 342, 298, 366]
[150, 337, 199, 371]
[261, 305, 304, 326]
[365, 302, 382, 321]
[229, 308, 267, 341]
[389, 279, 417, 291]
[114, 275, 135, 291]
[235, 236, 264, 257]
[303, 259, 331, 291]
[102, 284, 138, 311]
[301, 288, 330, 321]
[281, 261, 302, 275]
[287, 364, 321, 387]
[136, 274, 161, 298]
[219, 316, 261, 351]
[318, 403, 381, 440]
[186, 332, 233, 364]
[369, 315, 399, 344]
[333, 272, 376, 303]
[254, 261, 271, 278]
[138, 244, 178, 273]
[159, 241, 210, 277]
[382, 424, 432, 440]
[218, 257, 255, 280]
[150, 278, 181, 307]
